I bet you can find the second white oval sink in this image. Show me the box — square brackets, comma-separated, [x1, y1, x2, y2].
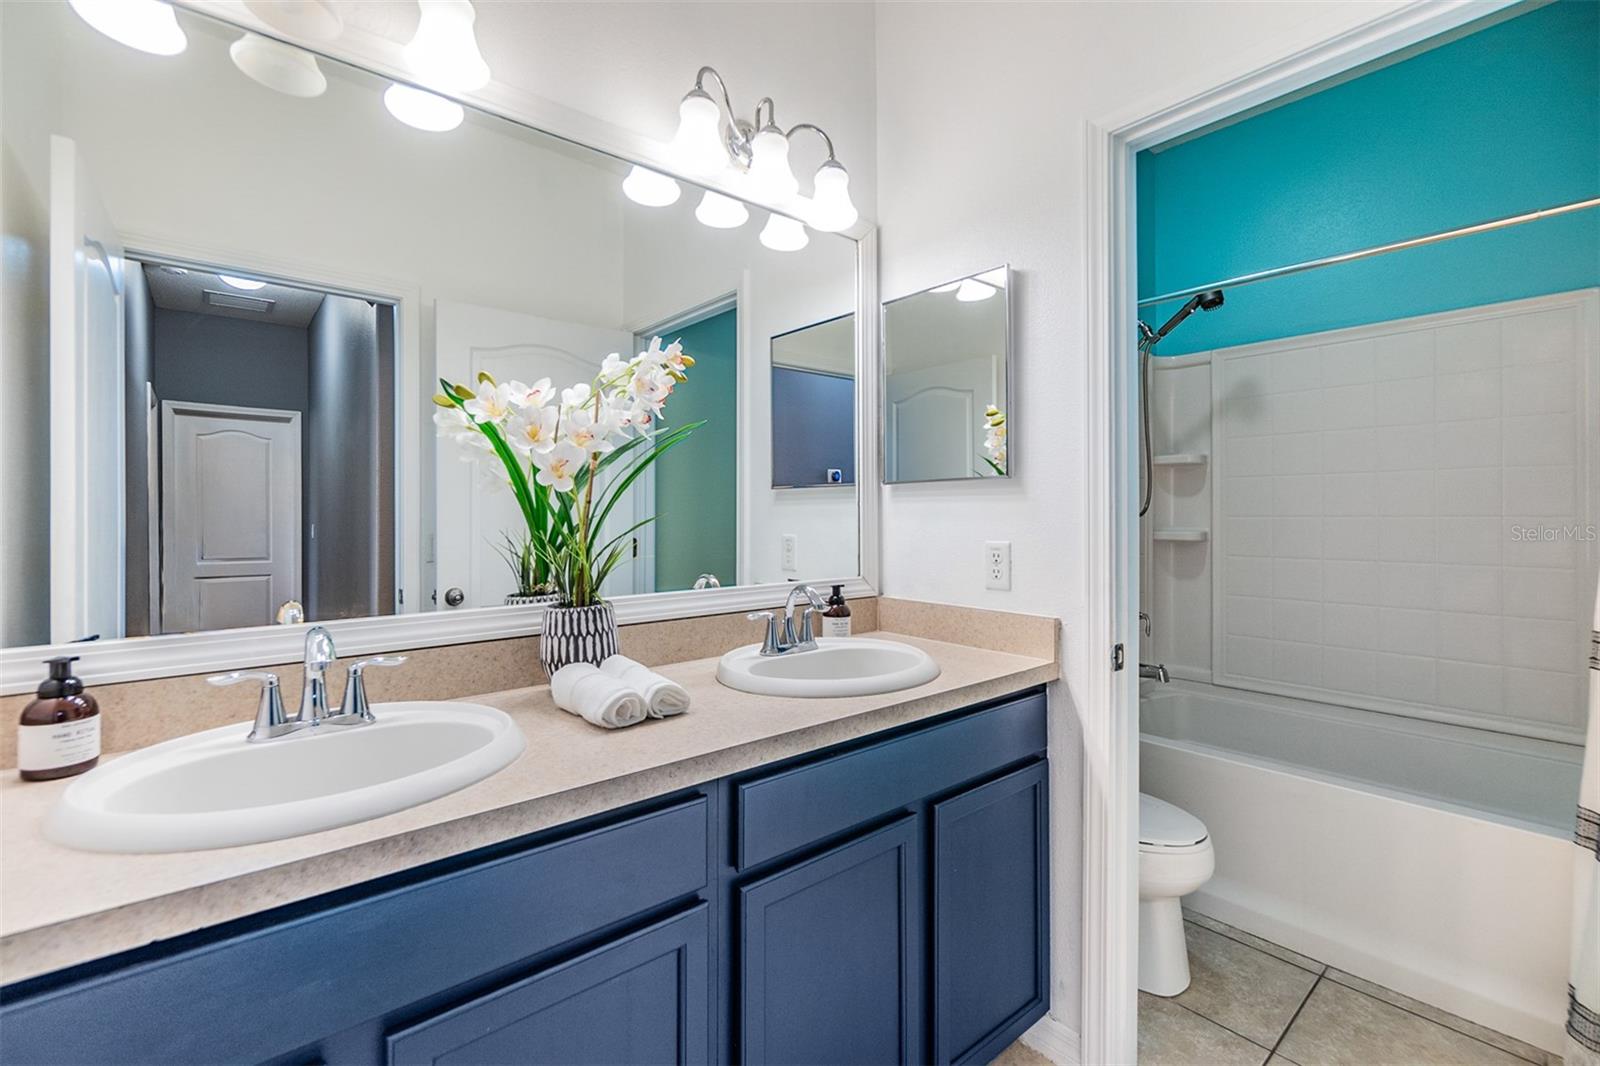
[46, 701, 525, 854]
[717, 637, 940, 698]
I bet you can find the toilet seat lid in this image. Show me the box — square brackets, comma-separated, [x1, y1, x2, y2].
[1140, 793, 1208, 847]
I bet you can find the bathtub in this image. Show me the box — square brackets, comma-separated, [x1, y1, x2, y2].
[1140, 680, 1581, 1053]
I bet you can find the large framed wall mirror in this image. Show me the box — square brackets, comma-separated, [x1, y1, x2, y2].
[0, 1, 864, 660]
[882, 266, 1011, 483]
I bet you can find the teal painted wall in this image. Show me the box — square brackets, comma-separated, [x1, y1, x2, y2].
[654, 308, 738, 591]
[1136, 0, 1599, 356]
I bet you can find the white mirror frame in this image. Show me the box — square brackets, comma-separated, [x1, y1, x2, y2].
[0, 3, 880, 694]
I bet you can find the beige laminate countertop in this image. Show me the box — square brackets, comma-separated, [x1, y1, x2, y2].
[0, 632, 1055, 984]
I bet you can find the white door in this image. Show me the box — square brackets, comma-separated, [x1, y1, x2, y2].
[161, 401, 301, 633]
[885, 355, 1001, 481]
[435, 301, 643, 608]
[49, 135, 125, 643]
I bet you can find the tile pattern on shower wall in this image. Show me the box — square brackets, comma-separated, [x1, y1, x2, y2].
[1210, 290, 1597, 742]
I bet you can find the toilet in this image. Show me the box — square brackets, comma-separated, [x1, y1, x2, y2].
[1138, 793, 1215, 996]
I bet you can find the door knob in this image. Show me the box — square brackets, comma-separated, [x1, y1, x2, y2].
[444, 587, 465, 607]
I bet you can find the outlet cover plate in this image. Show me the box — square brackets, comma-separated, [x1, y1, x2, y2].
[985, 540, 1011, 590]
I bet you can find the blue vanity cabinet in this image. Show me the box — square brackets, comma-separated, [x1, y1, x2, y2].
[387, 903, 711, 1065]
[737, 816, 923, 1065]
[931, 762, 1050, 1065]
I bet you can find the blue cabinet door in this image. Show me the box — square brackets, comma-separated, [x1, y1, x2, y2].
[931, 762, 1050, 1064]
[387, 903, 711, 1066]
[738, 815, 922, 1065]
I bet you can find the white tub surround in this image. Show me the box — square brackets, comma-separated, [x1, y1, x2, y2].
[1141, 681, 1580, 1053]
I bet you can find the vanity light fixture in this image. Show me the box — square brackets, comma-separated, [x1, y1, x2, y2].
[218, 274, 267, 291]
[622, 165, 681, 207]
[667, 67, 857, 229]
[230, 33, 327, 98]
[242, 0, 343, 43]
[695, 190, 749, 229]
[68, 0, 187, 56]
[759, 213, 809, 252]
[384, 83, 465, 132]
[956, 278, 998, 302]
[403, 0, 490, 92]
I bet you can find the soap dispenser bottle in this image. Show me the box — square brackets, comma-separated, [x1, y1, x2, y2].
[18, 656, 101, 781]
[822, 584, 852, 637]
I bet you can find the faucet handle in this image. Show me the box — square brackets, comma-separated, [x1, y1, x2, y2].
[747, 612, 784, 656]
[209, 671, 294, 742]
[331, 655, 408, 725]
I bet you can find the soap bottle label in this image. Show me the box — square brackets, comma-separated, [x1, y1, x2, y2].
[822, 615, 852, 638]
[17, 718, 100, 772]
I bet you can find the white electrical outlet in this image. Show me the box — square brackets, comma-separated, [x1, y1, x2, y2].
[985, 540, 1012, 590]
[781, 533, 798, 572]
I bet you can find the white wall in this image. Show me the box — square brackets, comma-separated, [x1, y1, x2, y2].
[872, 0, 1411, 1038]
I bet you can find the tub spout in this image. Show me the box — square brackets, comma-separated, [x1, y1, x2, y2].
[1139, 662, 1170, 683]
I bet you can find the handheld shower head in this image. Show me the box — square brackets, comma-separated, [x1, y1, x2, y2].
[1197, 289, 1225, 311]
[1150, 288, 1226, 344]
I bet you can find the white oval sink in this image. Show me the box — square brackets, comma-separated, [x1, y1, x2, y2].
[46, 701, 525, 853]
[716, 637, 940, 698]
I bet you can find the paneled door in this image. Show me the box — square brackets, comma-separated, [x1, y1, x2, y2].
[738, 815, 923, 1065]
[434, 300, 645, 608]
[885, 355, 1000, 482]
[160, 401, 301, 633]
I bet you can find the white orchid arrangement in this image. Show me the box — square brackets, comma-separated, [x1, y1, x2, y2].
[434, 338, 701, 607]
[982, 404, 1007, 475]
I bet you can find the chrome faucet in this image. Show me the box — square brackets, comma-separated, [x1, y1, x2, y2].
[208, 626, 407, 741]
[746, 583, 826, 656]
[1139, 662, 1171, 683]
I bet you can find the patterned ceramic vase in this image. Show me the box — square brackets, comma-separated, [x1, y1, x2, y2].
[539, 602, 619, 675]
[505, 592, 561, 608]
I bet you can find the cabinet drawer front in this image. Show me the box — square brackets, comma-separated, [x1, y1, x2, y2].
[735, 690, 1045, 868]
[0, 797, 709, 1066]
[932, 761, 1049, 1064]
[739, 816, 922, 1065]
[388, 902, 711, 1066]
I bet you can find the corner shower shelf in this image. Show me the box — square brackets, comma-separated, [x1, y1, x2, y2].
[1152, 528, 1209, 542]
[1151, 453, 1208, 467]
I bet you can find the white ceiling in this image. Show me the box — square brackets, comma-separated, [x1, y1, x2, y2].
[140, 263, 328, 328]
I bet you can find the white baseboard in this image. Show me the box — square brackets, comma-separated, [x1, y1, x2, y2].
[1020, 1014, 1081, 1064]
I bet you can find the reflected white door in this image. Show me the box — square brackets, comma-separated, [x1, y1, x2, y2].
[160, 401, 301, 633]
[435, 301, 642, 608]
[49, 135, 125, 643]
[885, 356, 1000, 481]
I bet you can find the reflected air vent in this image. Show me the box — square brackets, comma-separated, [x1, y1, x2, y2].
[202, 289, 275, 313]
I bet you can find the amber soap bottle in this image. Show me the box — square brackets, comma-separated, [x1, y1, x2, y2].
[18, 656, 101, 781]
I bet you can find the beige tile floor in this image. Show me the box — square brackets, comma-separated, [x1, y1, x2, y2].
[997, 911, 1562, 1066]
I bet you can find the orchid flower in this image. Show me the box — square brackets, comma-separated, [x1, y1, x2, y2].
[533, 441, 586, 493]
[508, 406, 560, 455]
[464, 381, 518, 425]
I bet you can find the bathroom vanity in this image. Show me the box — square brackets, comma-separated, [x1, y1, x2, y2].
[0, 639, 1053, 1066]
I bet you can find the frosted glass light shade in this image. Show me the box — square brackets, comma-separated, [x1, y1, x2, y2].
[230, 33, 327, 98]
[384, 83, 465, 132]
[242, 0, 342, 42]
[955, 278, 997, 302]
[695, 191, 749, 229]
[807, 160, 858, 232]
[759, 213, 809, 252]
[68, 0, 186, 56]
[622, 165, 681, 207]
[670, 90, 727, 175]
[747, 127, 798, 200]
[219, 274, 267, 291]
[403, 0, 490, 92]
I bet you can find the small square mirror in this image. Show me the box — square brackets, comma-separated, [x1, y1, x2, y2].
[882, 266, 1010, 483]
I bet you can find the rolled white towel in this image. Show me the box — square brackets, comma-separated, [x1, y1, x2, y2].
[549, 663, 647, 729]
[599, 655, 690, 718]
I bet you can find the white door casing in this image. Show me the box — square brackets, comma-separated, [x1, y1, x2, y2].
[49, 135, 126, 644]
[435, 300, 643, 608]
[160, 401, 301, 633]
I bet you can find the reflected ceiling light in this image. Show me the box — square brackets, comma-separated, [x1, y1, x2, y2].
[695, 191, 749, 229]
[622, 165, 681, 207]
[242, 0, 343, 42]
[218, 274, 267, 291]
[666, 67, 854, 219]
[403, 0, 490, 92]
[975, 267, 1007, 288]
[68, 0, 186, 56]
[759, 213, 809, 252]
[669, 87, 727, 176]
[384, 83, 465, 132]
[807, 159, 858, 232]
[955, 278, 997, 302]
[230, 33, 327, 98]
